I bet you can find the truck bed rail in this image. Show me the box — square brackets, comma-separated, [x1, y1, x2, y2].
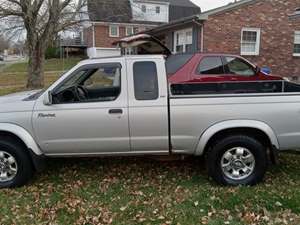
[170, 80, 300, 97]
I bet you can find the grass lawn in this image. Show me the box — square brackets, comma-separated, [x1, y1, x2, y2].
[0, 58, 82, 96]
[2, 58, 81, 73]
[0, 59, 300, 224]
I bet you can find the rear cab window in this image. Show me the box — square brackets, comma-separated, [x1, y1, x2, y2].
[133, 61, 159, 100]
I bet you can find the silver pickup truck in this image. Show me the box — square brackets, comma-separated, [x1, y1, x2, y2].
[1, 53, 300, 188]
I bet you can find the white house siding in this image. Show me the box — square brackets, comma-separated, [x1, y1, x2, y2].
[131, 0, 169, 23]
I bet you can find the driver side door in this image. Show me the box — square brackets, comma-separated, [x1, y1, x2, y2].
[32, 60, 130, 156]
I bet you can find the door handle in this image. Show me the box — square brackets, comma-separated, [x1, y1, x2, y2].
[108, 109, 123, 114]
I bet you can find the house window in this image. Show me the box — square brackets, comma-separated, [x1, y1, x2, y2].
[109, 25, 119, 37]
[174, 28, 193, 53]
[142, 5, 146, 13]
[126, 27, 134, 36]
[133, 27, 140, 34]
[241, 28, 261, 56]
[294, 31, 300, 56]
[156, 6, 160, 14]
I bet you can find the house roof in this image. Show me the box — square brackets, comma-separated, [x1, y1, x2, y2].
[201, 0, 300, 19]
[145, 14, 207, 35]
[168, 0, 199, 8]
[200, 0, 258, 16]
[169, 1, 201, 21]
[87, 0, 132, 23]
[87, 0, 201, 23]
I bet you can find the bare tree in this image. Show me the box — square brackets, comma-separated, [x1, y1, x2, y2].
[0, 0, 87, 88]
[12, 40, 25, 56]
[0, 35, 9, 53]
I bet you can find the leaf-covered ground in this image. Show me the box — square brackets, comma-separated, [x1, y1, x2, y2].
[0, 152, 300, 225]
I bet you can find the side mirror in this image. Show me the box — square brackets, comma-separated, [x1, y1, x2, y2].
[43, 91, 53, 106]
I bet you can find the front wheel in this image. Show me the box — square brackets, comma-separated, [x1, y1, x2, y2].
[0, 137, 34, 188]
[206, 135, 267, 186]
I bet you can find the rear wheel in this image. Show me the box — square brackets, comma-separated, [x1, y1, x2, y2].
[0, 137, 34, 188]
[206, 135, 267, 186]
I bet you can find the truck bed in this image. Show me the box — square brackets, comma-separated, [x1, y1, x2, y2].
[169, 80, 300, 154]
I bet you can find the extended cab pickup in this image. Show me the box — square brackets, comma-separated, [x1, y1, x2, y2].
[1, 54, 300, 188]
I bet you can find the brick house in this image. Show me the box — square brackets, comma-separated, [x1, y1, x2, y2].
[146, 0, 300, 79]
[83, 0, 200, 58]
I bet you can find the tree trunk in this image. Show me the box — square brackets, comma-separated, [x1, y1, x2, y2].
[26, 42, 46, 89]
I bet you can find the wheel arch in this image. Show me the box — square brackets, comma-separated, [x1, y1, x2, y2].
[0, 123, 43, 156]
[195, 120, 279, 156]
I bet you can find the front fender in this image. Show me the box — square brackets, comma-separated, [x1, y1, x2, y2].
[0, 123, 43, 155]
[195, 120, 280, 156]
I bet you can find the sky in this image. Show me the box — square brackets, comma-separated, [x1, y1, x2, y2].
[191, 0, 235, 12]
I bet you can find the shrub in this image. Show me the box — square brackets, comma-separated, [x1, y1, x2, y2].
[45, 47, 59, 59]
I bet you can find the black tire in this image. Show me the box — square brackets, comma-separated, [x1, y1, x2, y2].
[206, 135, 267, 186]
[0, 137, 34, 188]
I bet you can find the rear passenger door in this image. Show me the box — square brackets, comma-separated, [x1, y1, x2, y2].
[126, 58, 169, 153]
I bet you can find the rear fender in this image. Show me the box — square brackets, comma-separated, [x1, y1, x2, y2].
[195, 120, 279, 156]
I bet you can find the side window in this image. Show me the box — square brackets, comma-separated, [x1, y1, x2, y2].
[197, 57, 224, 75]
[83, 66, 121, 89]
[133, 61, 159, 100]
[53, 64, 121, 104]
[224, 57, 255, 76]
